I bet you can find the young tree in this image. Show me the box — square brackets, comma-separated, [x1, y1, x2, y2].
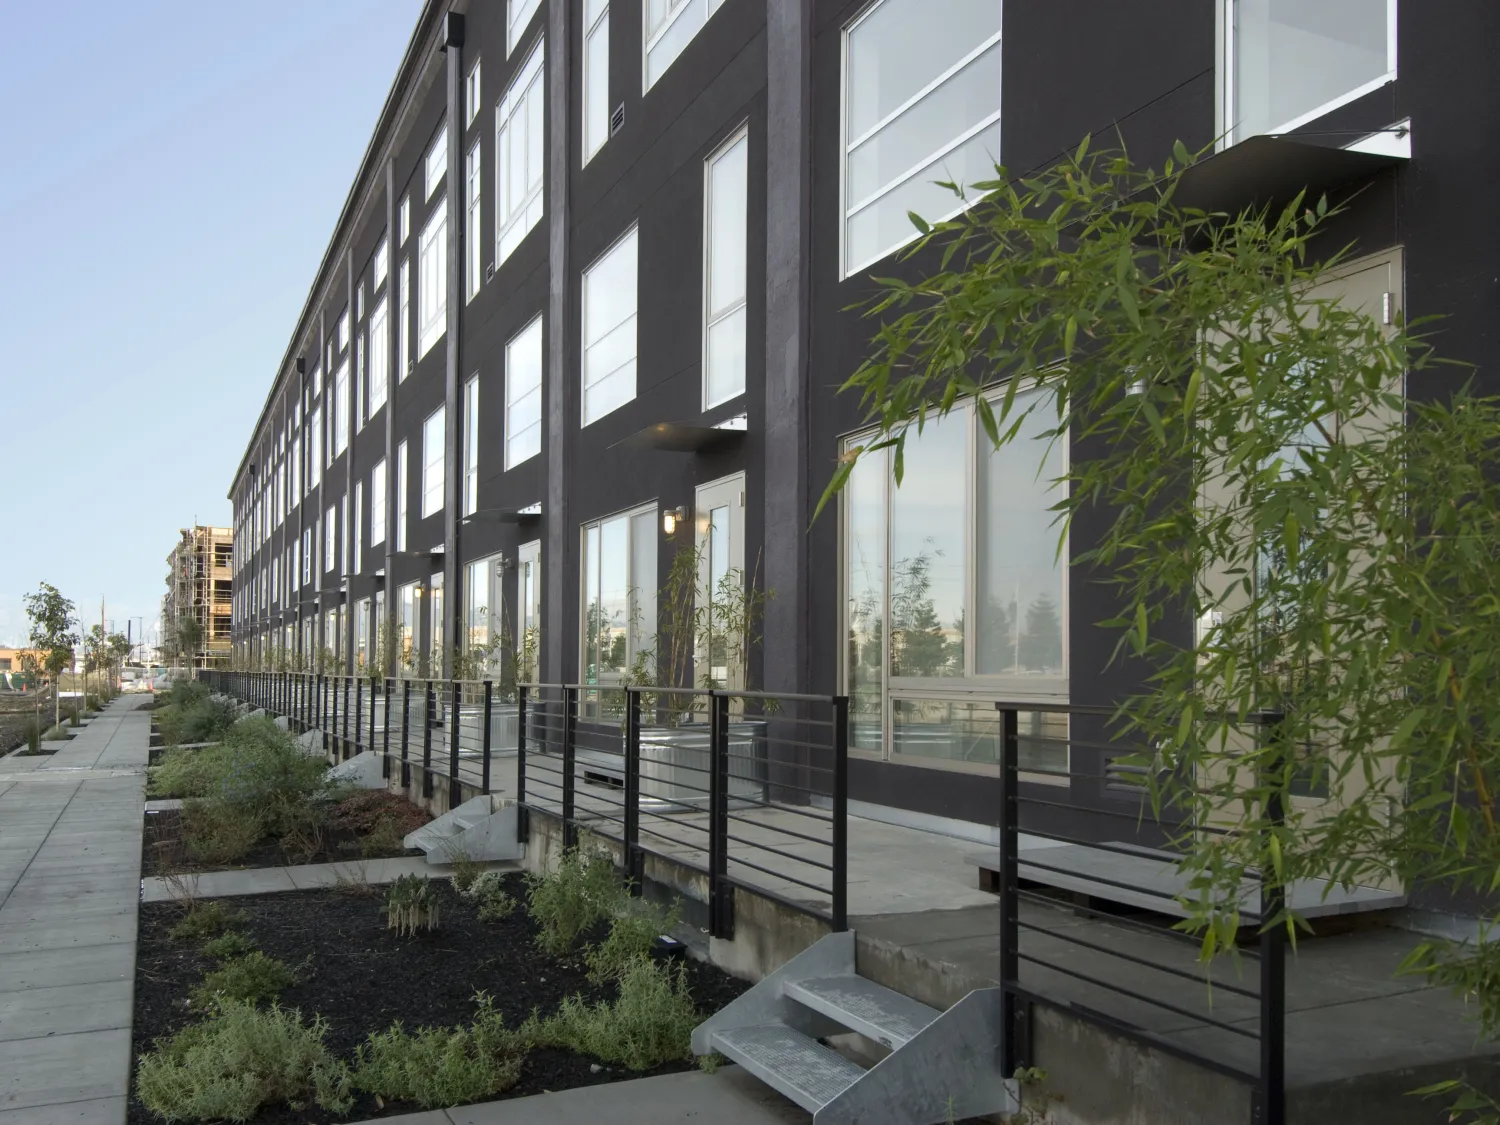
[829, 139, 1500, 1109]
[24, 583, 77, 729]
[174, 615, 203, 671]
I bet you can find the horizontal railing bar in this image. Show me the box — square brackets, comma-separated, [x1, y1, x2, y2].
[722, 811, 832, 848]
[1015, 918, 1260, 999]
[724, 833, 835, 874]
[726, 854, 834, 898]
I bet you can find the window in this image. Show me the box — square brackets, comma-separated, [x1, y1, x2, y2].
[422, 406, 445, 519]
[419, 202, 448, 358]
[398, 581, 418, 673]
[399, 257, 412, 378]
[374, 236, 389, 289]
[508, 0, 542, 53]
[340, 495, 349, 576]
[464, 554, 504, 672]
[399, 195, 410, 245]
[396, 441, 409, 551]
[325, 505, 337, 572]
[356, 597, 370, 671]
[290, 435, 301, 503]
[582, 226, 638, 425]
[369, 297, 389, 413]
[581, 505, 657, 690]
[841, 384, 1067, 772]
[466, 141, 483, 300]
[302, 528, 312, 584]
[496, 42, 545, 268]
[429, 573, 444, 675]
[463, 375, 480, 515]
[645, 0, 726, 89]
[356, 334, 367, 428]
[307, 409, 322, 491]
[332, 360, 349, 456]
[371, 459, 387, 547]
[1223, 0, 1395, 144]
[505, 315, 543, 468]
[466, 58, 482, 126]
[583, 0, 610, 163]
[426, 125, 448, 200]
[337, 309, 350, 354]
[841, 0, 1002, 277]
[312, 361, 323, 397]
[354, 481, 363, 570]
[703, 127, 748, 408]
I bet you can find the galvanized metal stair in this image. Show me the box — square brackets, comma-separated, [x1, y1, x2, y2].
[403, 794, 524, 862]
[691, 931, 1014, 1124]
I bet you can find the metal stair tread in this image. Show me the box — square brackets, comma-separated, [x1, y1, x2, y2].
[710, 1023, 864, 1112]
[784, 974, 941, 1050]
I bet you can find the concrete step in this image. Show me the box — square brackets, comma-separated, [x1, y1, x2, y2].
[785, 974, 940, 1051]
[710, 1024, 863, 1114]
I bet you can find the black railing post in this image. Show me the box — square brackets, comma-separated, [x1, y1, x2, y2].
[449, 679, 462, 807]
[831, 695, 849, 932]
[998, 703, 1026, 1073]
[381, 677, 391, 779]
[1256, 711, 1288, 1125]
[481, 680, 493, 795]
[422, 680, 435, 798]
[333, 675, 343, 760]
[562, 686, 578, 849]
[400, 679, 412, 788]
[624, 687, 642, 893]
[516, 685, 529, 845]
[354, 678, 364, 756]
[709, 691, 734, 939]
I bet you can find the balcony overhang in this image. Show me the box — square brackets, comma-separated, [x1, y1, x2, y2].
[1169, 134, 1405, 218]
[612, 414, 748, 454]
[461, 503, 541, 525]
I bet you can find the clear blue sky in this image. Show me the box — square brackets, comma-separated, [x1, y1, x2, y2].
[0, 0, 421, 649]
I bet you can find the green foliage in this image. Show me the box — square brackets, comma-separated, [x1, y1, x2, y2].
[168, 903, 242, 943]
[134, 1001, 352, 1123]
[24, 582, 77, 729]
[181, 800, 262, 866]
[525, 845, 626, 956]
[40, 724, 70, 742]
[191, 952, 297, 1008]
[351, 994, 523, 1108]
[446, 849, 486, 895]
[157, 695, 238, 747]
[199, 932, 257, 960]
[385, 874, 441, 937]
[459, 870, 517, 922]
[23, 717, 40, 753]
[586, 898, 681, 983]
[524, 959, 698, 1071]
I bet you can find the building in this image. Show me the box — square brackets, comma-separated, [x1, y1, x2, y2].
[227, 0, 1486, 844]
[164, 526, 234, 668]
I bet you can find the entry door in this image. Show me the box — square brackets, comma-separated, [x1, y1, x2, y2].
[694, 473, 746, 690]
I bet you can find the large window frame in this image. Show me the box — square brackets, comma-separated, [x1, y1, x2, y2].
[496, 40, 546, 270]
[839, 0, 1003, 279]
[422, 405, 446, 520]
[370, 458, 387, 547]
[580, 503, 657, 690]
[839, 383, 1069, 777]
[462, 374, 480, 517]
[508, 0, 543, 55]
[643, 0, 726, 90]
[517, 539, 541, 681]
[466, 139, 483, 301]
[1219, 0, 1397, 147]
[418, 200, 448, 360]
[396, 440, 409, 552]
[464, 553, 505, 674]
[368, 296, 389, 414]
[583, 0, 610, 164]
[505, 314, 543, 469]
[581, 224, 638, 427]
[702, 124, 748, 410]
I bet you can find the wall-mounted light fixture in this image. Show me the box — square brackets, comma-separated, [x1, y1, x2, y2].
[663, 506, 685, 536]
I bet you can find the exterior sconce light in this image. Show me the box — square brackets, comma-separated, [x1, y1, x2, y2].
[663, 506, 685, 536]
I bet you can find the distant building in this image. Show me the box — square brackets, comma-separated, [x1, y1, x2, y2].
[0, 647, 41, 690]
[163, 526, 234, 668]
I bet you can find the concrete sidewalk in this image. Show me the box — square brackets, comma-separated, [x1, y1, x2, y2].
[139, 855, 516, 903]
[0, 695, 150, 1125]
[351, 1067, 803, 1125]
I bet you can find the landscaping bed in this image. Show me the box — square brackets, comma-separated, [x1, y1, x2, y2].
[129, 872, 747, 1125]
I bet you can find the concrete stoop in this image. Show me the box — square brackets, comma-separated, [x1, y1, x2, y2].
[691, 931, 1014, 1125]
[327, 750, 386, 790]
[404, 793, 525, 863]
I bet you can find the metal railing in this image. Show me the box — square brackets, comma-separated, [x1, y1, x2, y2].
[995, 701, 1285, 1125]
[200, 671, 849, 934]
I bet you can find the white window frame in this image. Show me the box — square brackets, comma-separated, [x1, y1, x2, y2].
[579, 502, 657, 687]
[508, 0, 543, 54]
[368, 296, 389, 414]
[337, 309, 350, 354]
[371, 458, 387, 547]
[495, 40, 546, 269]
[418, 200, 448, 360]
[340, 494, 349, 576]
[839, 0, 1003, 278]
[466, 140, 483, 301]
[465, 57, 482, 126]
[517, 538, 541, 680]
[643, 0, 727, 91]
[422, 405, 446, 520]
[307, 408, 322, 492]
[505, 314, 544, 469]
[374, 236, 389, 290]
[398, 194, 410, 246]
[396, 440, 409, 551]
[702, 124, 748, 410]
[581, 224, 639, 427]
[332, 359, 349, 457]
[1218, 0, 1398, 148]
[463, 374, 480, 516]
[325, 504, 337, 573]
[354, 480, 363, 571]
[426, 124, 448, 200]
[583, 0, 610, 164]
[399, 257, 412, 379]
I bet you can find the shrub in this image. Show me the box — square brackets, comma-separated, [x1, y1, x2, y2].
[41, 724, 70, 742]
[150, 745, 236, 799]
[329, 791, 430, 836]
[385, 874, 441, 937]
[191, 952, 297, 1008]
[182, 801, 263, 866]
[276, 800, 328, 865]
[525, 845, 626, 956]
[352, 994, 523, 1108]
[24, 717, 40, 753]
[200, 932, 257, 960]
[586, 898, 682, 984]
[524, 959, 698, 1071]
[158, 696, 238, 747]
[135, 1001, 352, 1123]
[460, 871, 517, 922]
[446, 849, 485, 894]
[168, 903, 243, 943]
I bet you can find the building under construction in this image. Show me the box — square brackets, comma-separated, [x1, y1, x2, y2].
[163, 526, 233, 668]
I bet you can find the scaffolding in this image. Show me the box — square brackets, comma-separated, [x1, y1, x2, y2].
[163, 525, 234, 669]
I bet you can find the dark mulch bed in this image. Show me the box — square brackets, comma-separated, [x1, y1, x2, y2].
[142, 803, 424, 876]
[129, 877, 747, 1125]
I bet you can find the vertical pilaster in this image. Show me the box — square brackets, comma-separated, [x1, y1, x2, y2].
[544, 0, 573, 685]
[384, 157, 399, 669]
[443, 10, 466, 681]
